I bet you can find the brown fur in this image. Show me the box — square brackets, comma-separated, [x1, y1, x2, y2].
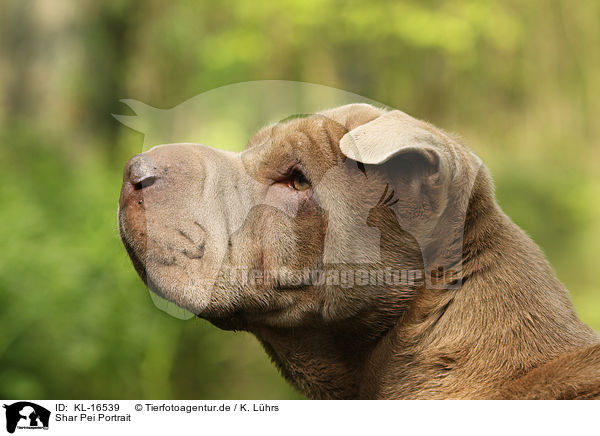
[119, 104, 600, 399]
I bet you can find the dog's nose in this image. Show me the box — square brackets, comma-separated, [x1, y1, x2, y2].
[119, 153, 162, 209]
[124, 154, 158, 190]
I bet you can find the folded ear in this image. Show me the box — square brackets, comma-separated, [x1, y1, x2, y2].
[338, 109, 468, 290]
[339, 110, 451, 188]
[337, 110, 456, 238]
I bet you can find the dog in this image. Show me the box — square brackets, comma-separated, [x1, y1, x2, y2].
[118, 103, 600, 399]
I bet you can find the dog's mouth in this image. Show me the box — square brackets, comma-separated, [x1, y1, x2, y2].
[119, 215, 231, 317]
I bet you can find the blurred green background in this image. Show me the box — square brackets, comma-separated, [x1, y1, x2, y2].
[1, 0, 599, 399]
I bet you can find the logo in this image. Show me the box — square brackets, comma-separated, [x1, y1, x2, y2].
[3, 402, 50, 434]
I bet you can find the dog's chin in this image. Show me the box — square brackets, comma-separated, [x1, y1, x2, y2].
[143, 266, 218, 315]
[200, 313, 250, 331]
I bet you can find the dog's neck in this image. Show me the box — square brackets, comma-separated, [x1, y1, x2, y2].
[253, 321, 376, 399]
[252, 171, 597, 399]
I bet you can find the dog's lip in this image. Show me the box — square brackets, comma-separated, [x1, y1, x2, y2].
[120, 235, 148, 284]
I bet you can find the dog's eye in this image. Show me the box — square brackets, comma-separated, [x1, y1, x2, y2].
[289, 170, 310, 191]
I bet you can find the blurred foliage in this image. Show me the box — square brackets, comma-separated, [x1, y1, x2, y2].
[0, 0, 599, 399]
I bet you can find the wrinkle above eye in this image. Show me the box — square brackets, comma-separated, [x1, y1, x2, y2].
[261, 158, 304, 184]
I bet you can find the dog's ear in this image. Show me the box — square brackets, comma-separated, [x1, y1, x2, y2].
[339, 110, 455, 227]
[339, 110, 451, 189]
[338, 109, 472, 290]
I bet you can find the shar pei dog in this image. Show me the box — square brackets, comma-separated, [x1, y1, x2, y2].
[118, 103, 600, 399]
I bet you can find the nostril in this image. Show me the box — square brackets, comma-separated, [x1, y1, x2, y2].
[126, 154, 160, 189]
[133, 176, 157, 190]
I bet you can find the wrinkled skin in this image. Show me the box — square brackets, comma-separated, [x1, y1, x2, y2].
[119, 104, 600, 399]
[119, 105, 433, 330]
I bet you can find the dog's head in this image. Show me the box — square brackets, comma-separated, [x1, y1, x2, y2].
[118, 104, 483, 332]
